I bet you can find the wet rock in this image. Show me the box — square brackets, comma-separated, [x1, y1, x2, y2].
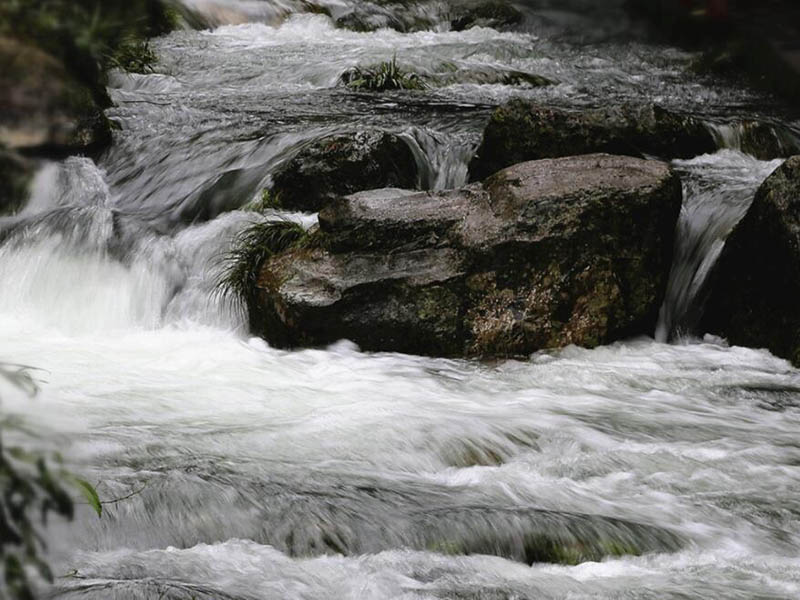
[701, 156, 800, 366]
[450, 1, 524, 32]
[0, 146, 34, 216]
[251, 154, 681, 358]
[735, 122, 799, 160]
[469, 99, 717, 181]
[0, 37, 111, 154]
[270, 131, 420, 212]
[333, 0, 522, 33]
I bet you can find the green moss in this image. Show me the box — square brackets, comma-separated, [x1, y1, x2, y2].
[245, 189, 283, 212]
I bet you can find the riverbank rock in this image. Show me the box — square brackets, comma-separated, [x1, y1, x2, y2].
[251, 154, 681, 357]
[334, 0, 522, 33]
[450, 1, 524, 31]
[269, 131, 420, 212]
[701, 156, 800, 366]
[0, 146, 33, 215]
[469, 100, 716, 181]
[0, 37, 111, 155]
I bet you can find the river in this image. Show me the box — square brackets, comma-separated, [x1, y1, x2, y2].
[1, 1, 800, 598]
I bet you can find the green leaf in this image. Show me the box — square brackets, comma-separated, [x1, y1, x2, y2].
[72, 478, 102, 518]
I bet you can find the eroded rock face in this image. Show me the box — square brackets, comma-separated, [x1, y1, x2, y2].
[252, 154, 682, 358]
[270, 131, 420, 212]
[0, 38, 111, 154]
[701, 156, 800, 366]
[469, 100, 717, 182]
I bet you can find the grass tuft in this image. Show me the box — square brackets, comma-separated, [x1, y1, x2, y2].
[340, 56, 427, 91]
[215, 219, 306, 307]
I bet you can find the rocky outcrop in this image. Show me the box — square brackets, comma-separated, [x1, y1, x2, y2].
[0, 146, 33, 215]
[469, 100, 716, 181]
[450, 1, 523, 31]
[0, 37, 111, 155]
[251, 154, 682, 358]
[701, 156, 800, 366]
[334, 0, 522, 33]
[270, 131, 420, 212]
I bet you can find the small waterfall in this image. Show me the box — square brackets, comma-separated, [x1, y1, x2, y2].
[0, 158, 273, 333]
[402, 127, 474, 191]
[655, 150, 784, 342]
[706, 120, 799, 160]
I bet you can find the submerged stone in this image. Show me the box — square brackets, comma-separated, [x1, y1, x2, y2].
[251, 154, 681, 358]
[468, 100, 717, 181]
[701, 156, 800, 367]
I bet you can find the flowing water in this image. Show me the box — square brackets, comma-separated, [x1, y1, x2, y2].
[2, 1, 800, 598]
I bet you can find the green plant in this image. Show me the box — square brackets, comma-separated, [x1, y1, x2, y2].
[0, 364, 101, 600]
[215, 220, 307, 308]
[108, 36, 158, 74]
[340, 56, 427, 91]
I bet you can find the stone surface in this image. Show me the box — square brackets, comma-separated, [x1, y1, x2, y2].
[450, 1, 523, 31]
[334, 0, 523, 33]
[469, 100, 717, 181]
[270, 131, 420, 212]
[701, 156, 800, 366]
[0, 37, 111, 154]
[252, 154, 682, 358]
[0, 146, 33, 215]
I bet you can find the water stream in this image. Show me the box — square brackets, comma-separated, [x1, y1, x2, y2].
[2, 1, 800, 598]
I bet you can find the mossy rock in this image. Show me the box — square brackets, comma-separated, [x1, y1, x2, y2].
[270, 130, 420, 212]
[701, 156, 800, 366]
[450, 0, 524, 31]
[469, 99, 716, 181]
[0, 146, 34, 215]
[250, 154, 681, 358]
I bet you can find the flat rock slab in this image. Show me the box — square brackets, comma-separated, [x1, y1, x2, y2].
[252, 154, 682, 358]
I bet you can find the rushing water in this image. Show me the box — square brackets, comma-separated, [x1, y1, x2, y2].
[2, 1, 800, 598]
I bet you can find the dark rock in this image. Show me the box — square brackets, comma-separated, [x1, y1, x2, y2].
[333, 0, 522, 33]
[270, 131, 420, 212]
[0, 37, 111, 155]
[469, 100, 717, 181]
[251, 154, 682, 358]
[734, 121, 799, 160]
[0, 146, 33, 215]
[701, 156, 800, 366]
[450, 1, 524, 32]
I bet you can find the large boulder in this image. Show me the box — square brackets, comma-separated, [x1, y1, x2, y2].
[469, 100, 716, 181]
[700, 156, 800, 366]
[251, 154, 682, 357]
[0, 37, 111, 154]
[270, 131, 420, 212]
